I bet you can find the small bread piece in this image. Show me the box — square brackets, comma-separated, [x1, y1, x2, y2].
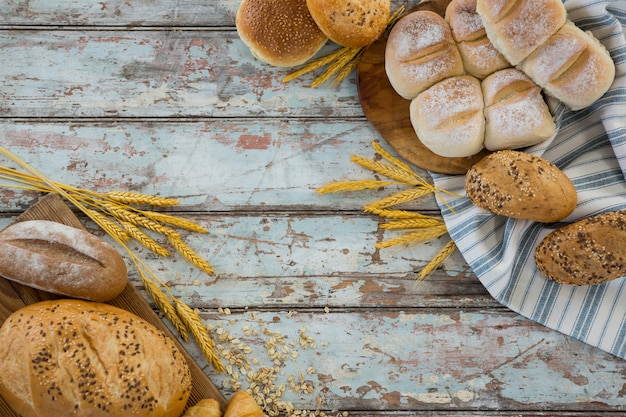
[410, 75, 485, 158]
[385, 11, 465, 100]
[482, 68, 556, 150]
[535, 211, 626, 285]
[445, 0, 511, 78]
[182, 399, 222, 417]
[306, 0, 390, 48]
[0, 220, 127, 302]
[0, 299, 192, 417]
[465, 150, 577, 222]
[236, 0, 328, 67]
[476, 0, 567, 65]
[519, 21, 616, 110]
[223, 391, 264, 417]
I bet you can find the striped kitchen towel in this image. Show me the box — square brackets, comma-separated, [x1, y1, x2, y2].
[431, 0, 626, 359]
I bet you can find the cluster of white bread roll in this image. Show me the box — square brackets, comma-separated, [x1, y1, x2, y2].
[385, 0, 616, 158]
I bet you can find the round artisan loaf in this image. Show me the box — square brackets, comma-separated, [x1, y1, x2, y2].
[445, 0, 510, 78]
[535, 211, 626, 285]
[385, 10, 464, 100]
[306, 0, 390, 48]
[236, 0, 328, 67]
[482, 68, 556, 150]
[465, 150, 577, 222]
[0, 220, 127, 302]
[410, 75, 485, 158]
[0, 299, 192, 417]
[519, 21, 616, 110]
[476, 0, 567, 65]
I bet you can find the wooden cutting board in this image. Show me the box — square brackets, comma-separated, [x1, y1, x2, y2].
[356, 0, 490, 175]
[0, 193, 227, 417]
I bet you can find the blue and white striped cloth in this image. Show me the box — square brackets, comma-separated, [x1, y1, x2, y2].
[432, 0, 626, 359]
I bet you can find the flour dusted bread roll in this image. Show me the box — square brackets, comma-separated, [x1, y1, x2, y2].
[0, 220, 127, 302]
[519, 21, 616, 110]
[410, 75, 485, 158]
[445, 0, 510, 78]
[0, 299, 192, 417]
[385, 10, 464, 100]
[482, 68, 556, 150]
[476, 0, 567, 65]
[306, 0, 390, 48]
[236, 0, 328, 67]
[535, 211, 626, 285]
[465, 150, 577, 222]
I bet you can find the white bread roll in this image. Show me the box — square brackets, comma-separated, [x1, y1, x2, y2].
[410, 75, 485, 158]
[0, 299, 192, 417]
[385, 11, 464, 100]
[519, 21, 616, 110]
[476, 0, 567, 65]
[306, 0, 390, 48]
[0, 220, 127, 302]
[445, 0, 510, 78]
[236, 0, 328, 67]
[482, 68, 556, 150]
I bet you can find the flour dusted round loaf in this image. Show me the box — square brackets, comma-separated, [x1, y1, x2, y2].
[306, 0, 390, 48]
[236, 0, 328, 67]
[465, 150, 577, 222]
[0, 220, 127, 302]
[535, 211, 626, 285]
[385, 10, 464, 100]
[0, 299, 192, 417]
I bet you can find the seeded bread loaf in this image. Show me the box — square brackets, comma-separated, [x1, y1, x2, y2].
[0, 299, 192, 417]
[0, 220, 127, 302]
[535, 211, 626, 285]
[465, 150, 577, 222]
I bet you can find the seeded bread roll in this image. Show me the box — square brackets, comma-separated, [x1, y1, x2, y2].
[519, 21, 616, 110]
[306, 0, 390, 48]
[0, 220, 127, 302]
[385, 10, 465, 100]
[535, 211, 626, 285]
[0, 299, 192, 417]
[476, 0, 567, 65]
[410, 75, 485, 158]
[236, 0, 328, 67]
[465, 150, 577, 222]
[445, 0, 511, 78]
[482, 68, 556, 150]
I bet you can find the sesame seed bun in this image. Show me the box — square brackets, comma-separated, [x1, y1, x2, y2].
[306, 0, 391, 48]
[236, 0, 328, 67]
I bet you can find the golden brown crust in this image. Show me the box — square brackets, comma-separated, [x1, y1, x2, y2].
[465, 150, 577, 222]
[306, 0, 390, 48]
[535, 211, 626, 285]
[0, 300, 192, 417]
[236, 0, 328, 67]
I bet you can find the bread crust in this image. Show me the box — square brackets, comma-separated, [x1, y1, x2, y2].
[0, 299, 192, 417]
[236, 0, 328, 67]
[535, 211, 626, 285]
[306, 0, 390, 48]
[0, 220, 127, 301]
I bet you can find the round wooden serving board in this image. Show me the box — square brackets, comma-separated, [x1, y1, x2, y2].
[356, 0, 489, 175]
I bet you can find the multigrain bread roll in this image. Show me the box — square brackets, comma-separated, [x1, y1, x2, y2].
[385, 10, 464, 100]
[0, 220, 127, 302]
[410, 75, 485, 158]
[0, 299, 192, 417]
[306, 0, 390, 48]
[482, 68, 556, 150]
[465, 150, 577, 222]
[519, 21, 616, 110]
[535, 211, 626, 285]
[476, 0, 567, 65]
[236, 0, 328, 67]
[445, 0, 511, 78]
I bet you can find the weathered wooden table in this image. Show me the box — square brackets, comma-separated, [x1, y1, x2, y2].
[1, 1, 625, 416]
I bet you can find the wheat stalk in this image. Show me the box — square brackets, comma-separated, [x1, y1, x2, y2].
[121, 221, 171, 257]
[175, 300, 225, 372]
[317, 179, 399, 194]
[381, 218, 443, 230]
[418, 239, 457, 280]
[105, 191, 180, 207]
[167, 231, 215, 275]
[375, 224, 448, 249]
